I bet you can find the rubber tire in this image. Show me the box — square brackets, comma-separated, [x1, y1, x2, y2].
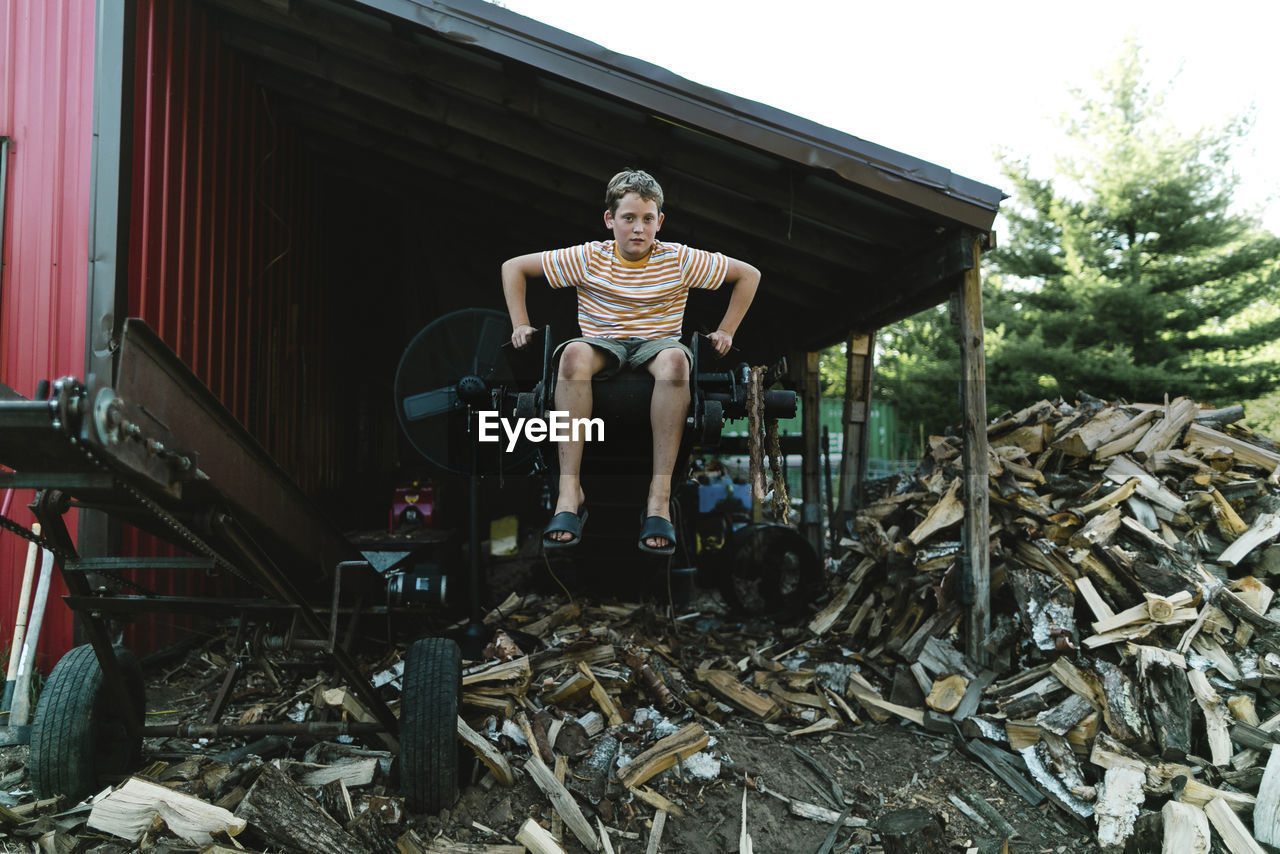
[30, 643, 145, 802]
[400, 636, 462, 813]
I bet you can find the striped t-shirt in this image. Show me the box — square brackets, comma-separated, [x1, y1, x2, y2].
[541, 240, 728, 339]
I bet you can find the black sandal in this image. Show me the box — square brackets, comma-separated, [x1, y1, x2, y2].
[542, 506, 588, 549]
[637, 515, 676, 556]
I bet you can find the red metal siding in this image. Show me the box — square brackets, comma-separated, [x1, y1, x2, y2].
[121, 0, 333, 654]
[0, 0, 96, 673]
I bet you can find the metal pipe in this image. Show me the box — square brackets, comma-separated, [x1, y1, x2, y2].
[146, 721, 386, 738]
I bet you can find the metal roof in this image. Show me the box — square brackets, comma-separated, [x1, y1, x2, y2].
[195, 0, 1003, 360]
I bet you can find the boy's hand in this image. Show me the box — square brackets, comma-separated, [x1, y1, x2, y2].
[511, 324, 537, 349]
[706, 330, 733, 356]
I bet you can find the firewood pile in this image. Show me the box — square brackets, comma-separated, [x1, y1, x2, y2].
[836, 393, 1280, 852]
[9, 392, 1280, 852]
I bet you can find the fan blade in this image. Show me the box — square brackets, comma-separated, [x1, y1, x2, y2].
[402, 386, 458, 421]
[473, 315, 508, 376]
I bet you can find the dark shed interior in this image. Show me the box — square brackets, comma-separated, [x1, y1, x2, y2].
[99, 0, 1002, 555]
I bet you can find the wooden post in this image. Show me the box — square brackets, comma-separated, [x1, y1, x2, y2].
[835, 331, 874, 540]
[958, 235, 990, 665]
[801, 351, 824, 558]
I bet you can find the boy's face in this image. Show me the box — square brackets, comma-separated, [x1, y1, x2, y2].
[604, 192, 664, 262]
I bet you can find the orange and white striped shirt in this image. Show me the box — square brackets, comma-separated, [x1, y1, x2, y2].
[541, 240, 728, 339]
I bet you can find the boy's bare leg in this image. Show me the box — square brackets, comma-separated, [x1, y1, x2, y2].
[548, 342, 608, 542]
[643, 348, 691, 550]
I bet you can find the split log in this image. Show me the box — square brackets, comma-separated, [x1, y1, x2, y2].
[1254, 746, 1280, 846]
[1102, 456, 1188, 516]
[1095, 765, 1145, 850]
[515, 819, 568, 854]
[293, 758, 378, 789]
[1132, 397, 1200, 461]
[965, 739, 1045, 806]
[1019, 742, 1093, 820]
[457, 716, 514, 787]
[926, 676, 962, 717]
[235, 762, 365, 854]
[576, 661, 624, 727]
[696, 669, 781, 721]
[643, 809, 666, 854]
[1209, 488, 1250, 541]
[1096, 659, 1153, 751]
[1054, 406, 1134, 458]
[907, 478, 963, 545]
[1036, 692, 1095, 737]
[877, 808, 946, 854]
[87, 776, 247, 845]
[1094, 409, 1159, 459]
[1007, 567, 1076, 651]
[1134, 644, 1193, 760]
[1205, 796, 1266, 854]
[524, 754, 599, 852]
[953, 780, 1017, 839]
[1188, 669, 1234, 766]
[616, 722, 709, 789]
[1185, 422, 1280, 473]
[1161, 800, 1210, 854]
[808, 562, 872, 635]
[1069, 507, 1123, 551]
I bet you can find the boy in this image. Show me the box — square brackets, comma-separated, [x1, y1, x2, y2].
[502, 169, 759, 555]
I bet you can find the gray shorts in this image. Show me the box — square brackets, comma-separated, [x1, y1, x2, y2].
[553, 337, 693, 380]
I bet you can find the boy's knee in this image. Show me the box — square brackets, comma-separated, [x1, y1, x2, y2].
[557, 342, 598, 379]
[651, 348, 690, 381]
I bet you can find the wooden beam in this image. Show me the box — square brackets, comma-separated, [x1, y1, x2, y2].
[835, 331, 874, 538]
[801, 351, 824, 558]
[958, 235, 990, 665]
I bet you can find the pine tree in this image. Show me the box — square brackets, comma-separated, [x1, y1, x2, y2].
[989, 37, 1280, 406]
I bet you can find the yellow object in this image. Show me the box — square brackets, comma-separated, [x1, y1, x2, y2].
[490, 515, 518, 555]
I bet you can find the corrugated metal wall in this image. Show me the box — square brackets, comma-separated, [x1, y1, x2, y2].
[0, 0, 97, 673]
[120, 0, 333, 654]
[1, 0, 337, 667]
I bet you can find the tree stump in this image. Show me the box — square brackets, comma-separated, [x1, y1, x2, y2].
[878, 807, 946, 854]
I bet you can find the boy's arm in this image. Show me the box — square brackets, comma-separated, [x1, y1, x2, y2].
[707, 257, 760, 356]
[501, 253, 546, 349]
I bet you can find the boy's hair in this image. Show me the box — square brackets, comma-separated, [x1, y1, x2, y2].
[605, 169, 664, 214]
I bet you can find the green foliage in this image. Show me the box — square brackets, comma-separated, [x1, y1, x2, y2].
[873, 38, 1280, 438]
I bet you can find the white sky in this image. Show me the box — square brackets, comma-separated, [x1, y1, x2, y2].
[497, 0, 1280, 233]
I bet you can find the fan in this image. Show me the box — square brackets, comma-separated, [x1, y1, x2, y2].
[394, 308, 536, 476]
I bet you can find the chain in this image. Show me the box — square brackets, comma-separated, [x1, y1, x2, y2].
[2, 426, 255, 591]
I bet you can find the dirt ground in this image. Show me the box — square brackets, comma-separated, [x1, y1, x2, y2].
[0, 576, 1103, 854]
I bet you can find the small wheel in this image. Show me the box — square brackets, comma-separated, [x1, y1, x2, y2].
[718, 522, 822, 617]
[30, 644, 145, 802]
[400, 636, 462, 813]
